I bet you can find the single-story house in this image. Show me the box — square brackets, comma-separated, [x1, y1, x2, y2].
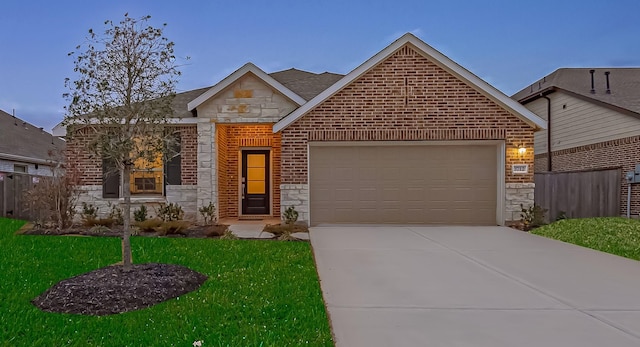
[513, 68, 640, 217]
[0, 109, 66, 176]
[56, 33, 546, 225]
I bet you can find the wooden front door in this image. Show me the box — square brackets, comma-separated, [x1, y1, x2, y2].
[241, 150, 270, 215]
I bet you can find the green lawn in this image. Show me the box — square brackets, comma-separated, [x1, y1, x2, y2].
[0, 217, 333, 346]
[532, 217, 640, 260]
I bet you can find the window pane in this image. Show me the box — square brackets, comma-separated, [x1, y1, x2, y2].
[248, 180, 265, 194]
[247, 167, 265, 181]
[247, 154, 265, 168]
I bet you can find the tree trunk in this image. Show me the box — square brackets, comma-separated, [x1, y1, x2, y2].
[122, 165, 133, 269]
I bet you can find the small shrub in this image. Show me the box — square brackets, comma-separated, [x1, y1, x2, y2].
[107, 202, 124, 225]
[94, 218, 114, 228]
[555, 211, 567, 221]
[82, 217, 98, 227]
[23, 150, 79, 230]
[134, 205, 148, 222]
[136, 218, 163, 233]
[87, 225, 110, 234]
[205, 224, 229, 237]
[220, 229, 238, 240]
[155, 202, 184, 221]
[157, 220, 190, 236]
[199, 202, 216, 225]
[520, 204, 547, 231]
[81, 202, 98, 224]
[282, 206, 299, 225]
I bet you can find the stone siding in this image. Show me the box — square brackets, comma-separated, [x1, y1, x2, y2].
[196, 74, 298, 123]
[75, 184, 199, 222]
[280, 184, 309, 224]
[166, 185, 198, 221]
[196, 120, 216, 222]
[505, 183, 535, 222]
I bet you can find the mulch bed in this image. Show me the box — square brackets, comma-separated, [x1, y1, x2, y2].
[21, 224, 229, 238]
[32, 263, 207, 316]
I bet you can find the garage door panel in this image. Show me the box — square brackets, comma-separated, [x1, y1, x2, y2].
[310, 144, 498, 225]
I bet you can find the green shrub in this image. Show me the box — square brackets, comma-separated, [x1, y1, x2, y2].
[520, 204, 547, 231]
[136, 218, 163, 232]
[134, 205, 148, 222]
[220, 229, 238, 240]
[157, 220, 190, 236]
[155, 202, 184, 221]
[107, 202, 124, 225]
[81, 202, 98, 225]
[555, 211, 567, 221]
[199, 202, 216, 225]
[282, 206, 299, 225]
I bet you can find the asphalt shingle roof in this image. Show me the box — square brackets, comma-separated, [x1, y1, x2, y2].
[0, 109, 66, 162]
[512, 68, 640, 116]
[270, 69, 344, 101]
[172, 67, 343, 117]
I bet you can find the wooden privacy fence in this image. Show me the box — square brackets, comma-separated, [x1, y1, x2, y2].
[534, 168, 621, 222]
[0, 171, 39, 221]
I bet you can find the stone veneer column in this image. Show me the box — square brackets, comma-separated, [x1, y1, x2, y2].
[280, 184, 309, 225]
[196, 119, 216, 223]
[505, 183, 535, 222]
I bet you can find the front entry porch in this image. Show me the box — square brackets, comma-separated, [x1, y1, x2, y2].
[216, 124, 281, 220]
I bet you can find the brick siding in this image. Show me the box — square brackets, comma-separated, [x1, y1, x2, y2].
[535, 134, 640, 216]
[280, 45, 535, 185]
[66, 124, 198, 187]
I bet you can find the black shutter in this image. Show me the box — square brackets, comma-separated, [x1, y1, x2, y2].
[165, 134, 181, 185]
[102, 159, 120, 198]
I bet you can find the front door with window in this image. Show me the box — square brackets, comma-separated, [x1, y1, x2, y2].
[241, 150, 270, 215]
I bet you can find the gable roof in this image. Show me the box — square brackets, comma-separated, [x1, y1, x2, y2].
[187, 63, 307, 111]
[270, 69, 344, 101]
[512, 68, 640, 117]
[273, 33, 547, 133]
[0, 109, 66, 165]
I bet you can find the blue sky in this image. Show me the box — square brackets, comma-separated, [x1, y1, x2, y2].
[1, 0, 639, 132]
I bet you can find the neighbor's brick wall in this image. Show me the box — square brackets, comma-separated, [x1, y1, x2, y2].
[534, 134, 640, 216]
[217, 124, 281, 218]
[281, 45, 535, 186]
[66, 125, 198, 186]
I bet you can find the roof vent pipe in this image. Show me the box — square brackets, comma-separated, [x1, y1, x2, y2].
[605, 71, 611, 94]
[590, 69, 596, 94]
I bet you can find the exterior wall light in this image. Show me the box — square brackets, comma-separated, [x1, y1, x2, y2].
[518, 145, 527, 156]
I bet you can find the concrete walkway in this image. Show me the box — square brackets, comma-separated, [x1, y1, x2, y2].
[310, 226, 640, 347]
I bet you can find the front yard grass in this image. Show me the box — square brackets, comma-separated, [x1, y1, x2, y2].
[532, 217, 640, 260]
[0, 217, 332, 346]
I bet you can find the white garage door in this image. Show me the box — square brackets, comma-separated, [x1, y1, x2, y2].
[309, 144, 498, 225]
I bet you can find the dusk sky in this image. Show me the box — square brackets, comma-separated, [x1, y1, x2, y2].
[1, 0, 639, 132]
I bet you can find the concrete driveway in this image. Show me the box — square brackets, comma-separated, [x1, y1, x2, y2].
[310, 226, 640, 347]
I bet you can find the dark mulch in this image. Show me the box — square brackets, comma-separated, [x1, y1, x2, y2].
[32, 263, 208, 316]
[21, 224, 229, 238]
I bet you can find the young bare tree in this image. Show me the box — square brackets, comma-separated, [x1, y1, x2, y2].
[64, 14, 180, 268]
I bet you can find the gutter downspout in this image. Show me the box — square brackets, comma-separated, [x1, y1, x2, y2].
[541, 95, 552, 171]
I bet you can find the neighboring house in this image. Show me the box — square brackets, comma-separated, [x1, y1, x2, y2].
[56, 33, 546, 225]
[513, 68, 640, 217]
[0, 109, 66, 176]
